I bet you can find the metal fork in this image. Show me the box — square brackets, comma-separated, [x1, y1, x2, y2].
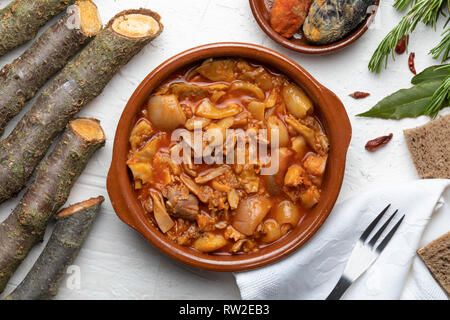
[326, 204, 405, 300]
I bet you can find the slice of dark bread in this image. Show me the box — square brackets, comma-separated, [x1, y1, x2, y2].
[418, 231, 450, 297]
[404, 115, 450, 179]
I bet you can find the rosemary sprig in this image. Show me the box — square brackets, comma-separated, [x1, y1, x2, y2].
[394, 0, 415, 11]
[369, 0, 446, 73]
[425, 74, 450, 118]
[430, 27, 450, 61]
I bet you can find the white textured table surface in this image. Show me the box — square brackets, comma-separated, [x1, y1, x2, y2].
[0, 0, 448, 300]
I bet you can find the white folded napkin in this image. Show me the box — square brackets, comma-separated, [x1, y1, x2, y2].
[235, 179, 450, 300]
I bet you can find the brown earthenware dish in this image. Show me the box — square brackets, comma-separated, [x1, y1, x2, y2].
[249, 0, 379, 54]
[107, 43, 351, 272]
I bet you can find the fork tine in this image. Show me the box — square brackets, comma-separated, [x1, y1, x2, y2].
[375, 215, 405, 253]
[360, 204, 391, 242]
[367, 210, 398, 247]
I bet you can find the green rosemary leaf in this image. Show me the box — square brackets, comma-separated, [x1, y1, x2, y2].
[369, 0, 446, 73]
[425, 75, 450, 118]
[430, 28, 450, 61]
[394, 0, 414, 11]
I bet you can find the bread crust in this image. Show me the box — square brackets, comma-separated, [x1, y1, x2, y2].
[404, 115, 450, 179]
[418, 231, 450, 297]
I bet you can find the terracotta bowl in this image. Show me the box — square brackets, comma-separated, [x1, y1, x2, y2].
[249, 0, 379, 54]
[107, 42, 352, 272]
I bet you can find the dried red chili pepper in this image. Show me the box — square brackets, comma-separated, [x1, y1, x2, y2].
[349, 91, 370, 99]
[365, 133, 393, 151]
[408, 52, 416, 74]
[395, 36, 408, 54]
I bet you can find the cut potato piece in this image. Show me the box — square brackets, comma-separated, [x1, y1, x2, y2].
[261, 220, 282, 243]
[193, 232, 228, 252]
[274, 200, 302, 226]
[229, 81, 265, 100]
[147, 94, 186, 131]
[232, 196, 272, 236]
[267, 116, 289, 147]
[282, 84, 313, 119]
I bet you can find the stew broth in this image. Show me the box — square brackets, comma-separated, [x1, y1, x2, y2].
[127, 58, 329, 254]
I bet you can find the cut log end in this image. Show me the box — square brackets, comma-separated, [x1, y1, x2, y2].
[76, 0, 102, 37]
[57, 196, 105, 217]
[69, 118, 106, 144]
[110, 10, 162, 39]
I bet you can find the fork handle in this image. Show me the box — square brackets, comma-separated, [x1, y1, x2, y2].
[325, 275, 352, 300]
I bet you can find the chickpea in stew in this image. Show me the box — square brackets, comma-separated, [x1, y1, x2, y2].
[127, 58, 329, 254]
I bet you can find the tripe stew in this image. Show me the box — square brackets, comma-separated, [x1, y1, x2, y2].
[127, 58, 329, 254]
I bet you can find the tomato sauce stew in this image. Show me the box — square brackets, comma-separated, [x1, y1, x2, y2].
[127, 58, 329, 254]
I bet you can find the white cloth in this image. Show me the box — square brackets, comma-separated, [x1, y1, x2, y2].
[235, 179, 450, 300]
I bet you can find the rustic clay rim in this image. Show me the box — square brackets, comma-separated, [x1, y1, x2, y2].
[107, 42, 352, 272]
[249, 0, 379, 54]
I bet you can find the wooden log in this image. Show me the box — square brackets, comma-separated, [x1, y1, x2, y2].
[5, 196, 104, 300]
[0, 0, 75, 56]
[0, 118, 106, 293]
[0, 9, 163, 204]
[0, 0, 102, 136]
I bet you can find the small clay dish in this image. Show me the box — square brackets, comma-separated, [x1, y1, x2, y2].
[249, 0, 379, 54]
[107, 42, 352, 272]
